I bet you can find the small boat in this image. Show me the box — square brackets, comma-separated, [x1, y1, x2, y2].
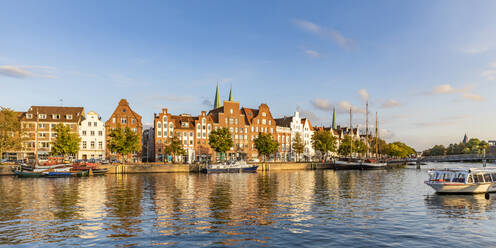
[425, 167, 496, 194]
[14, 170, 43, 178]
[334, 159, 362, 170]
[202, 160, 258, 173]
[361, 159, 387, 170]
[43, 171, 74, 178]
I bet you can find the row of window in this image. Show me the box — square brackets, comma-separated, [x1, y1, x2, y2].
[82, 141, 104, 149]
[87, 121, 99, 127]
[26, 114, 73, 120]
[82, 131, 103, 136]
[112, 117, 136, 124]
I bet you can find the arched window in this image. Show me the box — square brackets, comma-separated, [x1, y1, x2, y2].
[197, 124, 201, 130]
[163, 116, 167, 123]
[157, 122, 161, 128]
[207, 124, 211, 131]
[202, 118, 206, 124]
[169, 123, 173, 128]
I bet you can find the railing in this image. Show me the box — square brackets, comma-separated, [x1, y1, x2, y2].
[421, 154, 496, 162]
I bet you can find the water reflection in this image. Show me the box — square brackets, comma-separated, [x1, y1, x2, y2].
[425, 194, 495, 219]
[1, 164, 496, 247]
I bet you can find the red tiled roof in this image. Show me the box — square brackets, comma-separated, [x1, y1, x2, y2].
[21, 106, 84, 123]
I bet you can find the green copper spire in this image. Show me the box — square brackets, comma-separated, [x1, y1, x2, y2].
[214, 84, 221, 109]
[228, 86, 233, 101]
[332, 107, 337, 129]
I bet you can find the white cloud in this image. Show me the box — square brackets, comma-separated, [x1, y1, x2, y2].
[0, 65, 56, 79]
[432, 84, 456, 94]
[461, 92, 485, 102]
[462, 46, 490, 54]
[296, 106, 320, 124]
[381, 99, 401, 108]
[337, 100, 365, 114]
[482, 61, 496, 80]
[357, 88, 369, 101]
[426, 84, 484, 102]
[310, 98, 332, 111]
[305, 49, 320, 58]
[292, 19, 354, 48]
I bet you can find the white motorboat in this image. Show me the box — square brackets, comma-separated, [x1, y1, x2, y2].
[425, 167, 496, 194]
[202, 160, 258, 173]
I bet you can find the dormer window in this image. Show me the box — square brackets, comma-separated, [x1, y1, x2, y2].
[52, 114, 60, 119]
[262, 112, 266, 117]
[26, 114, 33, 119]
[66, 114, 72, 120]
[39, 114, 46, 119]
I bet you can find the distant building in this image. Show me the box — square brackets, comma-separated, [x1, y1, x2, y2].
[153, 86, 283, 163]
[274, 111, 315, 161]
[142, 127, 155, 162]
[78, 111, 105, 160]
[16, 106, 84, 161]
[105, 99, 143, 161]
[462, 134, 468, 144]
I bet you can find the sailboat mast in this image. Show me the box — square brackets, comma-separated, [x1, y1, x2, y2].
[35, 110, 39, 166]
[375, 112, 378, 158]
[350, 107, 353, 157]
[366, 101, 369, 157]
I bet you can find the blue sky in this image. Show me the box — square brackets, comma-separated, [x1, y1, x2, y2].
[1, 0, 496, 150]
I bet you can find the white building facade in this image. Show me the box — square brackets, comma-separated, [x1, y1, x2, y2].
[275, 111, 315, 161]
[78, 111, 106, 160]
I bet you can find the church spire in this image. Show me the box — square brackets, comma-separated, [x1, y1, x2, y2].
[228, 86, 233, 101]
[214, 84, 221, 109]
[332, 107, 337, 130]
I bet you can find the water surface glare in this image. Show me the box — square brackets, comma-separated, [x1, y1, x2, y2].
[0, 162, 495, 247]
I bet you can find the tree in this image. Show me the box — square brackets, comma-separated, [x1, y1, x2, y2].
[382, 142, 414, 158]
[292, 132, 305, 162]
[108, 125, 140, 163]
[208, 127, 233, 161]
[163, 136, 185, 162]
[353, 139, 367, 156]
[312, 130, 337, 161]
[51, 123, 81, 158]
[0, 107, 25, 160]
[338, 135, 353, 157]
[424, 145, 446, 156]
[370, 137, 389, 155]
[254, 133, 279, 162]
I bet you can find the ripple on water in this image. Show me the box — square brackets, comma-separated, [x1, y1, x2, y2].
[0, 163, 495, 247]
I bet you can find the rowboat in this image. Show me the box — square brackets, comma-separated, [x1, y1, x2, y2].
[425, 167, 496, 194]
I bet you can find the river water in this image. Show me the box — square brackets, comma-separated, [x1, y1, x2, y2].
[0, 162, 494, 247]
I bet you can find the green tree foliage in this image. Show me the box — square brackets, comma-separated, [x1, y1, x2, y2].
[163, 136, 185, 162]
[254, 133, 279, 162]
[51, 123, 81, 158]
[208, 127, 233, 160]
[292, 132, 305, 161]
[354, 139, 368, 156]
[0, 107, 24, 160]
[370, 137, 389, 155]
[424, 138, 490, 156]
[337, 136, 367, 157]
[423, 145, 446, 156]
[385, 142, 416, 158]
[312, 130, 337, 161]
[338, 135, 353, 157]
[108, 125, 140, 162]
